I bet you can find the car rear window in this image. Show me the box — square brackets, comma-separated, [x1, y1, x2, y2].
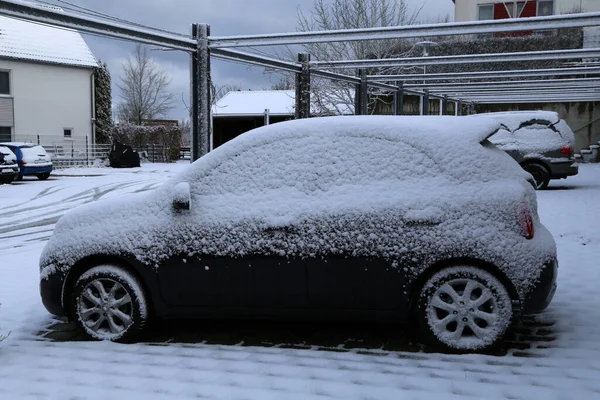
[20, 145, 48, 159]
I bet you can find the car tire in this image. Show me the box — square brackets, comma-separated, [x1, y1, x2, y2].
[0, 177, 13, 184]
[72, 264, 148, 342]
[416, 266, 513, 352]
[16, 172, 23, 181]
[522, 163, 550, 190]
[37, 173, 50, 180]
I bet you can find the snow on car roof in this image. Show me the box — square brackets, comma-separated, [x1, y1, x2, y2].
[184, 115, 522, 184]
[470, 111, 560, 132]
[204, 115, 501, 154]
[0, 142, 40, 148]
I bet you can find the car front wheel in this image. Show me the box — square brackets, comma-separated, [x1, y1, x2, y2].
[416, 266, 513, 352]
[72, 264, 148, 342]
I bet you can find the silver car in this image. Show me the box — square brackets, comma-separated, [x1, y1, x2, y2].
[471, 111, 578, 189]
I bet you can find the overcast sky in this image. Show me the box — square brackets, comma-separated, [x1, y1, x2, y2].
[44, 0, 455, 121]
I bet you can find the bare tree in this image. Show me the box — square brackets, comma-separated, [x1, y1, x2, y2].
[213, 83, 243, 104]
[269, 75, 294, 90]
[117, 44, 175, 124]
[180, 119, 191, 147]
[293, 0, 423, 115]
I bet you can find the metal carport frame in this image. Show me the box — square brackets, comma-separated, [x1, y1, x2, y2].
[1, 0, 599, 159]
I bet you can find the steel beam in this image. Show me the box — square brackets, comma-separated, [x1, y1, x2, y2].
[311, 48, 600, 69]
[192, 24, 211, 160]
[394, 82, 404, 116]
[209, 12, 600, 48]
[295, 54, 311, 119]
[0, 0, 196, 51]
[404, 77, 600, 90]
[465, 97, 600, 104]
[190, 24, 200, 161]
[368, 66, 600, 82]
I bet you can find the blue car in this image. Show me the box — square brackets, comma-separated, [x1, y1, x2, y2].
[0, 142, 53, 180]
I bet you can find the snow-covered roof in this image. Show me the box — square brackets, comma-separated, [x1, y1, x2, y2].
[0, 11, 98, 68]
[212, 90, 296, 117]
[212, 90, 353, 117]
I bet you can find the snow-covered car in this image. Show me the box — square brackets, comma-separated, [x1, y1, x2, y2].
[470, 111, 578, 189]
[0, 142, 53, 180]
[39, 116, 558, 352]
[0, 145, 19, 184]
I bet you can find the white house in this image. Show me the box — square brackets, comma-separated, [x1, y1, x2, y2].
[453, 0, 600, 22]
[0, 12, 98, 147]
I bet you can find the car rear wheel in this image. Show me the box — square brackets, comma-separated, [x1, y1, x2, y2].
[522, 163, 550, 190]
[416, 266, 513, 352]
[37, 173, 50, 180]
[72, 265, 148, 342]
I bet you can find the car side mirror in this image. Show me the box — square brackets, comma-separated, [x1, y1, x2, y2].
[172, 182, 191, 211]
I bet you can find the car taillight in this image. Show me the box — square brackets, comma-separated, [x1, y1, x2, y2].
[561, 145, 572, 156]
[518, 202, 534, 240]
[20, 160, 26, 165]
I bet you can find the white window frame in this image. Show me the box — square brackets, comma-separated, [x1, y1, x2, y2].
[0, 70, 11, 97]
[478, 3, 495, 20]
[63, 127, 74, 139]
[537, 0, 554, 16]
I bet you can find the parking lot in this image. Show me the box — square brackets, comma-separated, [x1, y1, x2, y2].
[0, 162, 598, 399]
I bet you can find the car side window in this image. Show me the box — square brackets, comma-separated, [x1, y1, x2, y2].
[190, 134, 440, 198]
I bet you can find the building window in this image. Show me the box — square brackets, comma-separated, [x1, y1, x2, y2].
[478, 4, 494, 20]
[0, 127, 10, 142]
[0, 71, 9, 95]
[538, 0, 554, 16]
[64, 128, 73, 138]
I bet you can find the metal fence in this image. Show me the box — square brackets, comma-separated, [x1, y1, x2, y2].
[35, 136, 177, 168]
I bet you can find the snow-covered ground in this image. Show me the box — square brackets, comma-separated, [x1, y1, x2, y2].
[0, 162, 599, 399]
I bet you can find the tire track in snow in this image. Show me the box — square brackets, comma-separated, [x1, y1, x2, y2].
[0, 179, 160, 250]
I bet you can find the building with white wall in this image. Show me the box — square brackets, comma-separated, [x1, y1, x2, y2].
[0, 11, 98, 147]
[454, 0, 600, 22]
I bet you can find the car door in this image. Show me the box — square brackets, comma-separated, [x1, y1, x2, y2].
[157, 138, 309, 312]
[299, 135, 441, 314]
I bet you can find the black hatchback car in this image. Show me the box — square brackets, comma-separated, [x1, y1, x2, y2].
[40, 116, 558, 352]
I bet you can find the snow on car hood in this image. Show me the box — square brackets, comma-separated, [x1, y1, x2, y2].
[40, 116, 555, 298]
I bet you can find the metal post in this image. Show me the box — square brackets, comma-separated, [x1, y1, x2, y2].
[264, 109, 270, 126]
[86, 135, 89, 166]
[423, 90, 430, 116]
[295, 53, 311, 119]
[191, 23, 211, 162]
[394, 82, 404, 116]
[456, 100, 463, 116]
[190, 24, 199, 161]
[441, 95, 448, 116]
[355, 69, 368, 115]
